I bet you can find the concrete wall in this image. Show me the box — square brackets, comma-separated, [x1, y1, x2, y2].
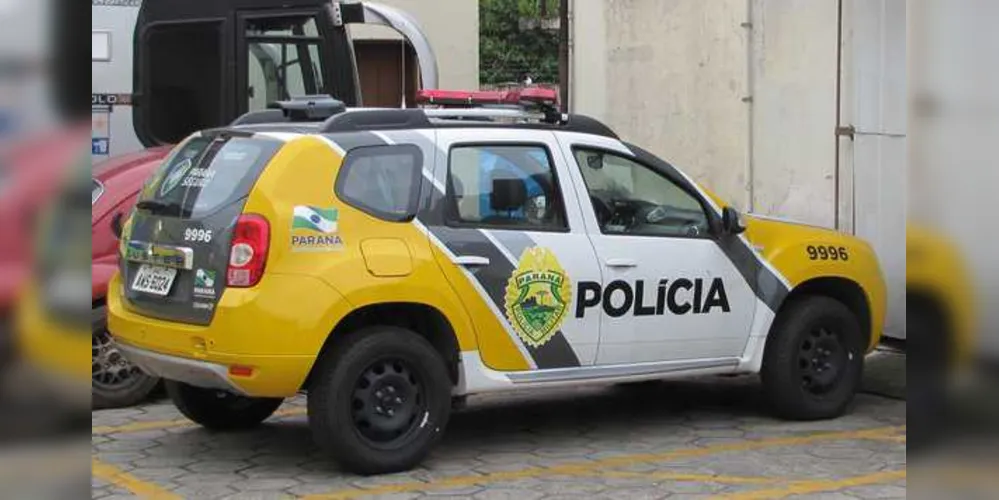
[350, 0, 479, 90]
[571, 0, 841, 228]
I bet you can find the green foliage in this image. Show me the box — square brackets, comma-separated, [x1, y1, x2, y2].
[480, 0, 560, 85]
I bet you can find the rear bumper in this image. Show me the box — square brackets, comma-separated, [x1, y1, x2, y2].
[116, 341, 248, 395]
[107, 271, 351, 398]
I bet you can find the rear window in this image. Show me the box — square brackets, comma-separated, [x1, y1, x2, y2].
[138, 135, 281, 218]
[335, 144, 423, 221]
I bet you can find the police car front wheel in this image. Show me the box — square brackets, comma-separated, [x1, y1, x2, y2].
[761, 296, 864, 420]
[308, 326, 452, 475]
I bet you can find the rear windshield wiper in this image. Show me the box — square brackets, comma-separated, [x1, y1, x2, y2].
[135, 200, 185, 217]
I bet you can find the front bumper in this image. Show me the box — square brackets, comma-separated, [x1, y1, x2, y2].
[116, 341, 248, 395]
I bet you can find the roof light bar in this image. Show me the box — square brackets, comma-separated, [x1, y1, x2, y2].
[416, 87, 564, 124]
[416, 87, 559, 109]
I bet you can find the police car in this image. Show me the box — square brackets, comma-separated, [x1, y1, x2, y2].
[107, 90, 887, 474]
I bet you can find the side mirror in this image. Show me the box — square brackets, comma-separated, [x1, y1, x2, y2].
[110, 212, 124, 240]
[721, 206, 747, 235]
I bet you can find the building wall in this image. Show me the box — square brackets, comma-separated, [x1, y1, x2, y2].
[349, 0, 479, 90]
[572, 0, 912, 336]
[571, 0, 841, 228]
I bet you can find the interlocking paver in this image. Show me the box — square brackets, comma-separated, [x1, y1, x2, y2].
[92, 357, 906, 499]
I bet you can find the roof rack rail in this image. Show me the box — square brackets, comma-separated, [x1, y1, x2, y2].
[321, 108, 432, 133]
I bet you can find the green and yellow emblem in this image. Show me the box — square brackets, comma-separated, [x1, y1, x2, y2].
[504, 247, 572, 348]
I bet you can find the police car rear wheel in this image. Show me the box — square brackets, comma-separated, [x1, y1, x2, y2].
[165, 381, 284, 430]
[762, 296, 864, 420]
[308, 326, 452, 475]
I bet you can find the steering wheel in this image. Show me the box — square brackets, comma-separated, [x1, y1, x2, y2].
[590, 196, 613, 227]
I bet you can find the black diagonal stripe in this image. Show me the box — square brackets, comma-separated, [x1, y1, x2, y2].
[715, 237, 789, 312]
[422, 193, 580, 368]
[356, 130, 580, 369]
[623, 143, 790, 312]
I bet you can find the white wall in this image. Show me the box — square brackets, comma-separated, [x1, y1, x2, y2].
[572, 0, 750, 212]
[350, 0, 479, 90]
[571, 0, 911, 336]
[571, 0, 841, 228]
[750, 0, 840, 228]
[839, 0, 906, 337]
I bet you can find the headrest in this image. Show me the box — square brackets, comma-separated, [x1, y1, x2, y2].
[489, 177, 527, 212]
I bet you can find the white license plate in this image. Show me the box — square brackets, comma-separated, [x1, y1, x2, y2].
[131, 264, 178, 296]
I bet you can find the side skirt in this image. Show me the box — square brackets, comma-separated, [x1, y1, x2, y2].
[457, 351, 742, 395]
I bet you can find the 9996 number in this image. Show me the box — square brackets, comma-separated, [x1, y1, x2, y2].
[184, 227, 212, 243]
[807, 245, 849, 261]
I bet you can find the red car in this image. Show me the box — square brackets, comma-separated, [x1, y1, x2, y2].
[0, 126, 90, 368]
[91, 146, 171, 408]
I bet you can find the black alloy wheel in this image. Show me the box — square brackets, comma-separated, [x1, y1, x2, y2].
[798, 326, 850, 395]
[351, 357, 427, 449]
[762, 295, 864, 420]
[308, 326, 452, 475]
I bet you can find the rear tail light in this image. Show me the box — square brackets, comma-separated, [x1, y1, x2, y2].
[227, 214, 269, 287]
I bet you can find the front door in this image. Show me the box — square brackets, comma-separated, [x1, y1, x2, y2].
[422, 129, 603, 371]
[558, 140, 757, 365]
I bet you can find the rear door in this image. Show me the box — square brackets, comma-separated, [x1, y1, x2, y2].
[423, 129, 603, 371]
[119, 132, 282, 325]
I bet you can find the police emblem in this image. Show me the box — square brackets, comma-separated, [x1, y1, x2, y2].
[504, 247, 572, 348]
[158, 158, 195, 197]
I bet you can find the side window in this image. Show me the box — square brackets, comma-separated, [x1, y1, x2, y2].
[447, 145, 567, 231]
[573, 149, 710, 237]
[335, 145, 422, 222]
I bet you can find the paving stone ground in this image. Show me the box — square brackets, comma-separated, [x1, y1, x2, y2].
[92, 351, 906, 499]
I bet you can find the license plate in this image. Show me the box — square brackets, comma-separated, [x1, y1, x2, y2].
[131, 264, 178, 296]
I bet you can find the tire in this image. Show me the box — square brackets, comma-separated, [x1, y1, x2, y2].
[166, 381, 283, 430]
[761, 296, 864, 420]
[906, 296, 949, 453]
[92, 306, 160, 409]
[308, 326, 452, 475]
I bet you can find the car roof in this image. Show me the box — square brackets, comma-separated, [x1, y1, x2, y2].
[217, 107, 619, 141]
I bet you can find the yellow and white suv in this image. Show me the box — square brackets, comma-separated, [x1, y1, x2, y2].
[108, 92, 886, 474]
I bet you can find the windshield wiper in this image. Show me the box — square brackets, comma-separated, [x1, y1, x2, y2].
[135, 200, 185, 217]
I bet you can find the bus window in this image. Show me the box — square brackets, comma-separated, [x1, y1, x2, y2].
[143, 21, 224, 145]
[245, 16, 326, 112]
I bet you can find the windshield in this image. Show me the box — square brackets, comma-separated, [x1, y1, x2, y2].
[137, 135, 281, 219]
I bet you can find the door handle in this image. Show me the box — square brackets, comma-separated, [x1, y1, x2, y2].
[452, 255, 490, 267]
[604, 258, 637, 268]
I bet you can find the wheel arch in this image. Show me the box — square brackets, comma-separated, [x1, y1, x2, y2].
[304, 301, 462, 391]
[773, 277, 874, 351]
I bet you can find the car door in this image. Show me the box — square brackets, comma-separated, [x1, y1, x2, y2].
[555, 134, 757, 365]
[422, 129, 603, 371]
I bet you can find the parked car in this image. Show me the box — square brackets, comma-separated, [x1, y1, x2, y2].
[92, 147, 171, 408]
[0, 126, 89, 372]
[108, 91, 887, 474]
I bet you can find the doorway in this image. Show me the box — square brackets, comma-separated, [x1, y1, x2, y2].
[354, 40, 418, 108]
